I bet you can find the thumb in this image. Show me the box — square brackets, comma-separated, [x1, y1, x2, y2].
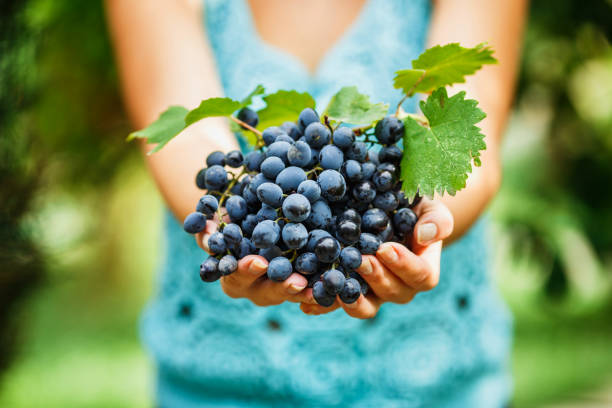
[411, 198, 454, 249]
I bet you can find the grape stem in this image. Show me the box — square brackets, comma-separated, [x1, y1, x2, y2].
[394, 71, 427, 116]
[229, 116, 265, 148]
[215, 167, 247, 226]
[352, 123, 374, 136]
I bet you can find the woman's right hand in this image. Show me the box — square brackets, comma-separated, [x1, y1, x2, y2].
[195, 219, 316, 307]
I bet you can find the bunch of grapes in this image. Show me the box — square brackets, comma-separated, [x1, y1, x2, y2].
[183, 107, 418, 306]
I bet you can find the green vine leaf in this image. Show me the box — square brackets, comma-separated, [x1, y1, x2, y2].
[256, 90, 316, 130]
[185, 97, 242, 126]
[127, 106, 189, 154]
[401, 87, 486, 198]
[324, 86, 389, 125]
[394, 43, 497, 96]
[240, 84, 265, 106]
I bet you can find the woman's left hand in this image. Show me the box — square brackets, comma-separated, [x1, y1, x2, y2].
[300, 197, 454, 318]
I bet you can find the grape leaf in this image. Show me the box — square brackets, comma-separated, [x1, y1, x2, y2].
[240, 84, 265, 106]
[401, 87, 486, 198]
[324, 86, 389, 125]
[256, 90, 316, 130]
[185, 97, 242, 126]
[394, 43, 496, 96]
[127, 106, 189, 154]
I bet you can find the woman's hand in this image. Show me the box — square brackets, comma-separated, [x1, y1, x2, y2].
[195, 219, 316, 307]
[300, 198, 454, 318]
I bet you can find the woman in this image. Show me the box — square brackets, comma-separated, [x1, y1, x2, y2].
[106, 0, 526, 406]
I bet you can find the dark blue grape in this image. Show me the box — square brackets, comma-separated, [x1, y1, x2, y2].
[368, 149, 380, 165]
[374, 116, 404, 145]
[336, 220, 360, 244]
[393, 208, 418, 236]
[195, 168, 207, 189]
[340, 247, 362, 270]
[377, 222, 394, 242]
[379, 145, 402, 165]
[337, 208, 361, 225]
[267, 141, 292, 165]
[276, 166, 307, 193]
[259, 245, 282, 261]
[322, 269, 345, 295]
[267, 257, 293, 282]
[318, 145, 344, 170]
[196, 195, 218, 217]
[276, 134, 295, 144]
[297, 179, 321, 203]
[280, 121, 302, 140]
[237, 107, 259, 129]
[262, 126, 284, 146]
[377, 162, 396, 173]
[362, 208, 390, 233]
[225, 150, 244, 168]
[183, 212, 207, 234]
[313, 280, 335, 307]
[248, 173, 272, 193]
[360, 162, 376, 180]
[318, 169, 346, 202]
[373, 191, 399, 212]
[347, 197, 370, 212]
[295, 252, 318, 275]
[207, 232, 226, 254]
[245, 151, 265, 171]
[251, 220, 280, 249]
[261, 156, 285, 179]
[282, 193, 311, 222]
[359, 233, 381, 254]
[339, 278, 361, 304]
[234, 238, 255, 258]
[307, 147, 320, 168]
[341, 159, 362, 182]
[200, 257, 221, 282]
[257, 182, 284, 208]
[352, 180, 376, 203]
[282, 222, 308, 249]
[373, 170, 395, 192]
[230, 179, 247, 196]
[204, 165, 228, 191]
[206, 151, 225, 167]
[225, 195, 248, 222]
[219, 254, 238, 276]
[306, 229, 332, 252]
[350, 271, 369, 295]
[287, 141, 312, 168]
[345, 141, 367, 162]
[222, 223, 243, 246]
[256, 204, 278, 222]
[304, 122, 331, 148]
[298, 108, 320, 132]
[242, 187, 260, 211]
[305, 199, 332, 230]
[241, 214, 258, 237]
[314, 237, 341, 263]
[332, 127, 355, 150]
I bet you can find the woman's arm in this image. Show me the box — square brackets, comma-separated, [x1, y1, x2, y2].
[430, 0, 528, 242]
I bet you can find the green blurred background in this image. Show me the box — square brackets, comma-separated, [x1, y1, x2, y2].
[1, 0, 611, 406]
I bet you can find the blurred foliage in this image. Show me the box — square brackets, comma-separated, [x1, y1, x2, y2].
[0, 0, 611, 406]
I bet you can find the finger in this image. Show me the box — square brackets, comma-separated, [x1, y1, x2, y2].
[356, 255, 415, 303]
[196, 219, 220, 254]
[300, 300, 341, 315]
[248, 273, 309, 306]
[219, 255, 268, 297]
[339, 294, 381, 319]
[411, 198, 454, 250]
[288, 287, 317, 305]
[376, 241, 440, 292]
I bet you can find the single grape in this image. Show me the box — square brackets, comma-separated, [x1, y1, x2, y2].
[336, 220, 361, 244]
[372, 170, 395, 192]
[337, 208, 361, 225]
[352, 180, 377, 203]
[298, 107, 320, 132]
[304, 122, 331, 148]
[322, 269, 345, 295]
[341, 159, 362, 182]
[251, 220, 280, 249]
[256, 204, 278, 222]
[340, 246, 362, 270]
[295, 252, 318, 275]
[245, 151, 265, 172]
[332, 127, 355, 150]
[262, 126, 284, 146]
[234, 237, 255, 259]
[218, 254, 238, 276]
[206, 151, 225, 167]
[195, 168, 207, 189]
[368, 149, 380, 165]
[276, 166, 307, 193]
[307, 147, 320, 168]
[318, 169, 347, 202]
[393, 208, 418, 236]
[267, 141, 292, 165]
[237, 107, 259, 129]
[282, 222, 308, 249]
[261, 156, 286, 179]
[183, 212, 207, 234]
[200, 257, 221, 282]
[362, 208, 390, 233]
[313, 280, 335, 307]
[207, 232, 226, 254]
[225, 150, 244, 168]
[204, 165, 228, 191]
[359, 233, 381, 254]
[360, 162, 376, 181]
[374, 116, 404, 145]
[267, 257, 293, 282]
[314, 237, 341, 263]
[306, 229, 332, 252]
[287, 141, 312, 168]
[242, 187, 260, 210]
[297, 179, 321, 203]
[222, 223, 243, 247]
[339, 278, 361, 304]
[318, 145, 344, 170]
[257, 182, 284, 208]
[196, 194, 218, 218]
[259, 245, 282, 261]
[377, 162, 397, 173]
[373, 191, 399, 212]
[345, 141, 367, 162]
[241, 214, 258, 237]
[305, 199, 332, 230]
[225, 195, 248, 222]
[282, 193, 311, 222]
[397, 191, 410, 207]
[378, 145, 402, 165]
[280, 121, 302, 140]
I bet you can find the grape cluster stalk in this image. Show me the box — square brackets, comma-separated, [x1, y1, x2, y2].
[184, 107, 419, 306]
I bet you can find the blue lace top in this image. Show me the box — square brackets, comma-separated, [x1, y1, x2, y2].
[141, 0, 513, 406]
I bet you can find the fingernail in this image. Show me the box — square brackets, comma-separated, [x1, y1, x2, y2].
[359, 257, 373, 275]
[288, 283, 306, 295]
[249, 259, 266, 274]
[417, 223, 437, 245]
[378, 245, 398, 263]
